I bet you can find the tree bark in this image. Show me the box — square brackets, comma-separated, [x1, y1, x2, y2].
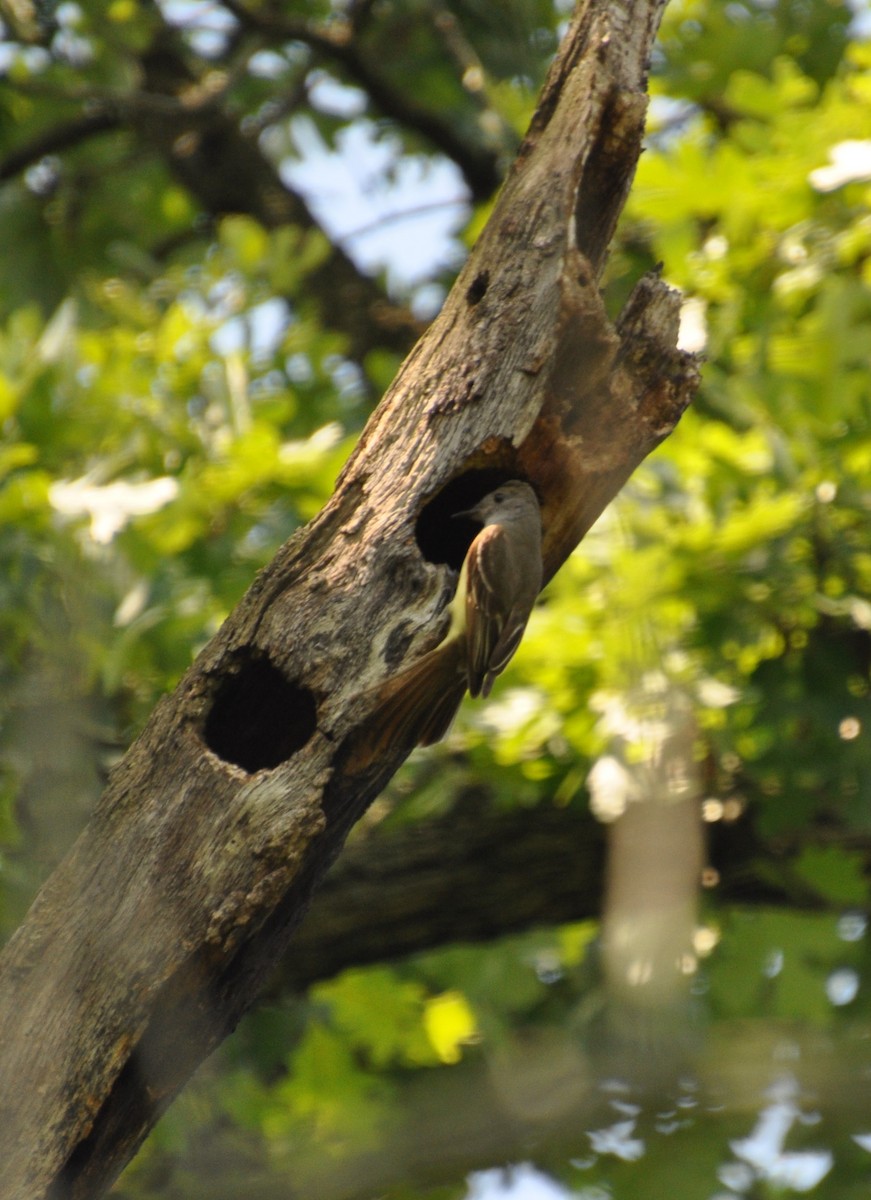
[0, 2, 697, 1197]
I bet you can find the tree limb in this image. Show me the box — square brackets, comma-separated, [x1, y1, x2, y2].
[0, 2, 697, 1196]
[281, 798, 606, 990]
[279, 791, 847, 994]
[0, 112, 121, 183]
[133, 22, 423, 362]
[0, 26, 423, 363]
[221, 0, 505, 201]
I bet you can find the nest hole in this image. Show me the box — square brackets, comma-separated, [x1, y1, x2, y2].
[204, 653, 316, 773]
[415, 467, 530, 570]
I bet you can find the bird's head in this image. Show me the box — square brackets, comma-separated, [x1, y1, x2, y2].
[454, 480, 539, 526]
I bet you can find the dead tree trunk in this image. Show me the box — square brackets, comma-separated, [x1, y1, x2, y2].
[0, 1, 698, 1196]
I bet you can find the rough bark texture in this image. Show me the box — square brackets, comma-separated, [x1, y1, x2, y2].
[0, 2, 698, 1197]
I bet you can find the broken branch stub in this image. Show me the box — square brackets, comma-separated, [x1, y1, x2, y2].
[0, 2, 698, 1197]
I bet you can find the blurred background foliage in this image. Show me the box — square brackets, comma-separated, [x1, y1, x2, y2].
[2, 0, 871, 1196]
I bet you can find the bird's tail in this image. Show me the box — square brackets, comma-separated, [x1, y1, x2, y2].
[352, 638, 467, 770]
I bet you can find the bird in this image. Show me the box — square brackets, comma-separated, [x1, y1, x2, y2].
[359, 480, 543, 759]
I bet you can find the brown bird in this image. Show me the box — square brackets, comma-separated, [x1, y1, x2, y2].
[362, 480, 543, 757]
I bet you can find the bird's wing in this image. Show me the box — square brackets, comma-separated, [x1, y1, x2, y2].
[465, 523, 515, 698]
[479, 606, 530, 697]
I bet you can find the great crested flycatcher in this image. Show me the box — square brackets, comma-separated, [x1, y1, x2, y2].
[362, 480, 543, 757]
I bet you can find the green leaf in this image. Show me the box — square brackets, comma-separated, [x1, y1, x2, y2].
[791, 845, 868, 906]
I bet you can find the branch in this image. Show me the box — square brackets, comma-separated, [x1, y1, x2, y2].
[131, 23, 423, 362]
[1, 26, 422, 363]
[133, 96, 423, 359]
[0, 2, 696, 1195]
[0, 111, 121, 184]
[281, 799, 606, 990]
[221, 0, 504, 201]
[280, 792, 847, 993]
[321, 36, 504, 202]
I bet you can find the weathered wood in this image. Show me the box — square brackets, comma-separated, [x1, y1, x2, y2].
[0, 2, 698, 1197]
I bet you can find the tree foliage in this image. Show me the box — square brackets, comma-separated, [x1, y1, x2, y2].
[2, 0, 871, 1196]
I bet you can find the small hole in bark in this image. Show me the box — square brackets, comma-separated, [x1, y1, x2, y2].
[204, 654, 316, 773]
[466, 271, 489, 305]
[416, 468, 526, 570]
